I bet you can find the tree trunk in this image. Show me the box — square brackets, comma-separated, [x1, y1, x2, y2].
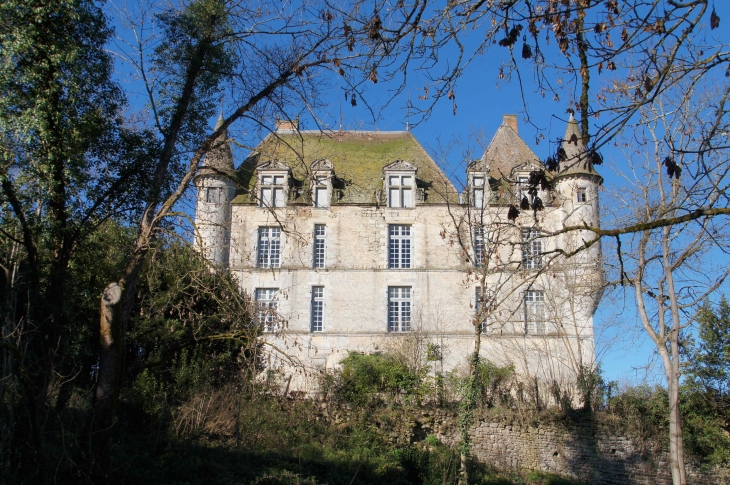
[90, 283, 123, 470]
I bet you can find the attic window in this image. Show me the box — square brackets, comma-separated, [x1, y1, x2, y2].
[388, 175, 414, 208]
[260, 175, 286, 207]
[206, 187, 222, 204]
[518, 176, 530, 202]
[313, 179, 330, 208]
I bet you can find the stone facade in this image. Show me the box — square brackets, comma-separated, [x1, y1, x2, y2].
[195, 114, 604, 393]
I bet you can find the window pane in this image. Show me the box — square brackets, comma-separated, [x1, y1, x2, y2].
[389, 176, 400, 186]
[255, 288, 279, 332]
[273, 176, 285, 185]
[401, 176, 411, 185]
[473, 188, 484, 208]
[311, 286, 324, 332]
[473, 176, 484, 187]
[388, 286, 412, 332]
[315, 187, 329, 207]
[313, 224, 326, 269]
[402, 188, 412, 207]
[388, 225, 411, 269]
[262, 176, 272, 185]
[261, 187, 272, 207]
[273, 187, 284, 207]
[258, 227, 281, 268]
[389, 188, 400, 208]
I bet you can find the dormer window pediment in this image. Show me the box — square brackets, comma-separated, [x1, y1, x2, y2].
[383, 160, 417, 208]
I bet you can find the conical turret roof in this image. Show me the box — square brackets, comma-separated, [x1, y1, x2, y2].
[557, 114, 600, 179]
[198, 113, 234, 176]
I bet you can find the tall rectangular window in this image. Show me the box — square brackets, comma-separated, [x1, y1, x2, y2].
[576, 187, 587, 203]
[518, 176, 530, 202]
[388, 287, 411, 332]
[525, 290, 546, 335]
[311, 286, 324, 332]
[314, 186, 329, 207]
[473, 226, 485, 267]
[313, 224, 326, 269]
[473, 176, 484, 208]
[388, 175, 413, 208]
[388, 225, 412, 269]
[521, 227, 542, 270]
[255, 288, 279, 332]
[206, 187, 221, 204]
[258, 227, 281, 268]
[475, 286, 491, 333]
[260, 175, 285, 207]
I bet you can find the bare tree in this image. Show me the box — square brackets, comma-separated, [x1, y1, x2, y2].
[603, 81, 730, 485]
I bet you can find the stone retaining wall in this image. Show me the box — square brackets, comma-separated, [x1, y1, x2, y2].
[318, 405, 729, 485]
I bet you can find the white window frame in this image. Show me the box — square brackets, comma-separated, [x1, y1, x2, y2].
[388, 224, 412, 269]
[524, 290, 546, 335]
[576, 186, 587, 203]
[255, 288, 279, 332]
[387, 174, 415, 208]
[259, 173, 287, 208]
[521, 227, 542, 270]
[388, 286, 411, 332]
[257, 227, 281, 268]
[313, 224, 326, 269]
[472, 175, 485, 208]
[311, 286, 324, 332]
[473, 226, 485, 267]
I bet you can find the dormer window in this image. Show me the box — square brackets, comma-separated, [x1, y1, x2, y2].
[310, 159, 334, 209]
[256, 161, 290, 208]
[260, 175, 286, 207]
[383, 160, 417, 209]
[313, 180, 330, 208]
[388, 175, 413, 208]
[472, 176, 485, 208]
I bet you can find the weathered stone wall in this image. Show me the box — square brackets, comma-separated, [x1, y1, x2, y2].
[318, 405, 728, 485]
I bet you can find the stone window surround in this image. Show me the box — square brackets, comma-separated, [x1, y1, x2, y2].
[386, 172, 416, 208]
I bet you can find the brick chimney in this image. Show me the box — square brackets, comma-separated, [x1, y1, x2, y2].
[503, 114, 518, 134]
[276, 115, 299, 132]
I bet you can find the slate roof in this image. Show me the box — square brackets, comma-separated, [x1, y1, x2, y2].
[556, 114, 601, 179]
[233, 130, 458, 205]
[479, 118, 541, 178]
[198, 113, 235, 176]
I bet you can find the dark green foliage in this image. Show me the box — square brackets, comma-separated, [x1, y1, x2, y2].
[474, 360, 516, 408]
[128, 243, 258, 407]
[609, 385, 670, 445]
[680, 298, 730, 466]
[324, 352, 427, 404]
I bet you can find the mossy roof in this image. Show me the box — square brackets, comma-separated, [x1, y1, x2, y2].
[233, 130, 458, 204]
